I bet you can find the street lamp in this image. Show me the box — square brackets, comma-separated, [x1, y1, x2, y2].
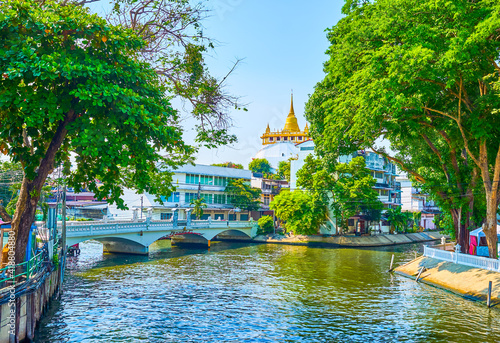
[227, 207, 241, 225]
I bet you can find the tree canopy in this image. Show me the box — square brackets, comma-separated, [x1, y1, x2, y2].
[224, 179, 261, 212]
[306, 0, 500, 256]
[0, 0, 193, 262]
[248, 158, 272, 175]
[270, 189, 327, 235]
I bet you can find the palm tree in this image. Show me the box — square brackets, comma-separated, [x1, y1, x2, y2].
[190, 197, 207, 220]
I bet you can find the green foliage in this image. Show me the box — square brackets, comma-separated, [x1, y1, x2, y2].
[248, 158, 272, 174]
[270, 189, 327, 235]
[210, 162, 243, 169]
[224, 179, 261, 211]
[190, 197, 207, 220]
[277, 160, 292, 182]
[435, 212, 456, 240]
[0, 0, 193, 209]
[257, 215, 274, 235]
[297, 155, 382, 232]
[385, 207, 412, 233]
[306, 0, 500, 251]
[0, 161, 22, 207]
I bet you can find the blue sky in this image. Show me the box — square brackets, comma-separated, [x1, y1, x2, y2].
[88, 0, 345, 167]
[185, 0, 345, 167]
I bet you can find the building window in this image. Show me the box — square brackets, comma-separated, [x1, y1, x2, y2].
[263, 195, 270, 205]
[229, 214, 237, 221]
[161, 213, 172, 220]
[185, 193, 198, 203]
[269, 137, 273, 142]
[161, 192, 180, 203]
[348, 219, 355, 226]
[284, 137, 288, 141]
[277, 137, 280, 141]
[214, 214, 224, 220]
[200, 193, 213, 204]
[214, 176, 228, 186]
[186, 174, 200, 184]
[299, 136, 303, 140]
[240, 214, 249, 221]
[291, 137, 295, 141]
[214, 194, 226, 204]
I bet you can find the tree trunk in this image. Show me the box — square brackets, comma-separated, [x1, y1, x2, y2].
[484, 194, 499, 258]
[6, 110, 76, 265]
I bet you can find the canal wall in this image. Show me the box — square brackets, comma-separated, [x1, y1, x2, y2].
[395, 256, 500, 306]
[0, 260, 63, 342]
[249, 231, 445, 247]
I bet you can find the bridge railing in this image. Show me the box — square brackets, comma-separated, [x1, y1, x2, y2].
[63, 219, 253, 237]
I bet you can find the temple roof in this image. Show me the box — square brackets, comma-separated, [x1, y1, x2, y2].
[283, 94, 300, 132]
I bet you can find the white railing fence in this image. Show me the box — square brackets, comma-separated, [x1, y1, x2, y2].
[423, 246, 500, 272]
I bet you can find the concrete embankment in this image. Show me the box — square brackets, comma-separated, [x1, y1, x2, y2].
[249, 231, 445, 247]
[395, 256, 500, 306]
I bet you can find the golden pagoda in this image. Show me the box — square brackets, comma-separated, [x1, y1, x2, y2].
[260, 94, 309, 145]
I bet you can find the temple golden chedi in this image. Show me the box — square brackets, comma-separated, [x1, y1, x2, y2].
[260, 94, 309, 146]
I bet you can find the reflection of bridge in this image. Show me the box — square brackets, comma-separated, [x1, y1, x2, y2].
[61, 218, 257, 255]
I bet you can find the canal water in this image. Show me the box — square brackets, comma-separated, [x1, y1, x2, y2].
[35, 241, 500, 342]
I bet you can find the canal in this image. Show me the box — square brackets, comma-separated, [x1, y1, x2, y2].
[35, 240, 500, 342]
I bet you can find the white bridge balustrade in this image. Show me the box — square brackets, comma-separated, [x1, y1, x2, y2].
[59, 218, 258, 255]
[423, 246, 500, 272]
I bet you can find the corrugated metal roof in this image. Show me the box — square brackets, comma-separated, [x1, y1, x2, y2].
[173, 164, 251, 179]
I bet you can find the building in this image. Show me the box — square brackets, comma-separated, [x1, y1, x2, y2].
[108, 164, 253, 221]
[398, 176, 440, 229]
[250, 173, 289, 219]
[290, 141, 402, 234]
[254, 94, 310, 169]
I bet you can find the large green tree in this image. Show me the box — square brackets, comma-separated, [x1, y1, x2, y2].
[248, 158, 272, 174]
[307, 0, 500, 257]
[211, 162, 244, 169]
[270, 189, 328, 235]
[296, 154, 382, 234]
[224, 179, 261, 212]
[0, 0, 193, 263]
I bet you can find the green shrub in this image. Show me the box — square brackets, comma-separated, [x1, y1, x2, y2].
[257, 216, 274, 235]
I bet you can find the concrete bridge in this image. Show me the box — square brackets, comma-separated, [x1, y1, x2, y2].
[61, 217, 257, 255]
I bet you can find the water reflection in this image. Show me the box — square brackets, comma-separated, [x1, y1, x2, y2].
[35, 241, 500, 342]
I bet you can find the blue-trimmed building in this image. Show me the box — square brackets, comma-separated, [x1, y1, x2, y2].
[109, 164, 253, 221]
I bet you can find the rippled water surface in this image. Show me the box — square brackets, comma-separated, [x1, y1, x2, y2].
[35, 240, 500, 342]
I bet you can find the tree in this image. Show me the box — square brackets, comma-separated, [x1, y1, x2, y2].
[270, 190, 327, 235]
[224, 179, 261, 212]
[306, 0, 500, 257]
[0, 0, 193, 263]
[211, 162, 244, 169]
[190, 197, 207, 220]
[277, 160, 292, 182]
[257, 215, 274, 235]
[296, 155, 382, 234]
[385, 207, 412, 233]
[248, 158, 272, 174]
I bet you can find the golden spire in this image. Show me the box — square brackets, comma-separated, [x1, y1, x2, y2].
[283, 92, 300, 132]
[265, 123, 270, 133]
[304, 123, 309, 133]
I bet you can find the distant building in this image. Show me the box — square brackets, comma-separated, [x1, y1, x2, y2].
[398, 176, 440, 230]
[108, 164, 253, 221]
[254, 94, 310, 169]
[290, 141, 402, 234]
[250, 173, 289, 219]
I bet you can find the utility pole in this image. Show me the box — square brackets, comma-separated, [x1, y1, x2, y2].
[61, 184, 67, 255]
[197, 182, 201, 199]
[140, 195, 143, 219]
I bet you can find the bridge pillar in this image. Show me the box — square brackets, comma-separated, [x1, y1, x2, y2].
[101, 239, 149, 255]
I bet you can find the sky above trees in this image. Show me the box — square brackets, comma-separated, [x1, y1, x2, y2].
[88, 1, 344, 166]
